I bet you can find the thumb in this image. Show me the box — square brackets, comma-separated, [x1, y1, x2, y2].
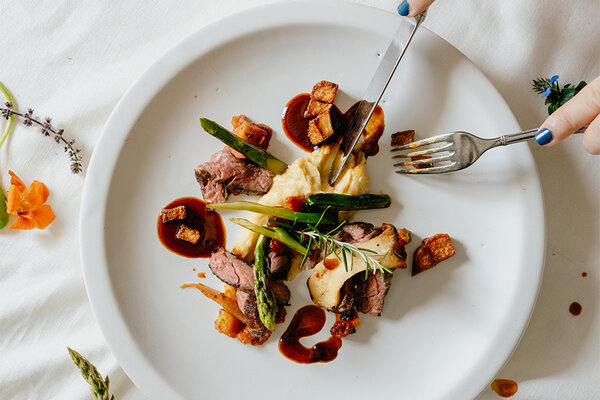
[397, 0, 436, 17]
[536, 76, 600, 154]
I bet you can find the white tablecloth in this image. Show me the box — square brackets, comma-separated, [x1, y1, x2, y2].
[1, 1, 598, 399]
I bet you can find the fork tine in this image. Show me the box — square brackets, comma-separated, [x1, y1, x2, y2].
[394, 163, 458, 174]
[390, 133, 454, 151]
[391, 142, 454, 159]
[393, 153, 455, 167]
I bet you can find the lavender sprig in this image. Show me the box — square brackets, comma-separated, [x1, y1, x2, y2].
[0, 102, 82, 173]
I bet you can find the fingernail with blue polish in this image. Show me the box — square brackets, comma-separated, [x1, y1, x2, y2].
[535, 128, 553, 145]
[397, 0, 410, 16]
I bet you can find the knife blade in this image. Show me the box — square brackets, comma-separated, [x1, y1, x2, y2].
[328, 11, 427, 185]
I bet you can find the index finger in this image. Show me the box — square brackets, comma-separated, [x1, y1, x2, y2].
[397, 0, 436, 17]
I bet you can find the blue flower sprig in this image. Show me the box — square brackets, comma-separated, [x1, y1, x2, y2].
[532, 75, 587, 115]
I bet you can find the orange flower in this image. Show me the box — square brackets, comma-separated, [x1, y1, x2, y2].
[6, 170, 55, 230]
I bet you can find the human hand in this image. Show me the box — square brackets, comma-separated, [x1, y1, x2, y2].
[536, 76, 600, 154]
[397, 0, 436, 17]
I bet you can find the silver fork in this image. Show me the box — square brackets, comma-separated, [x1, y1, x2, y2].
[391, 128, 586, 174]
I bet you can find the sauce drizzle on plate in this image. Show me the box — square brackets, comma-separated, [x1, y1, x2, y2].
[279, 305, 342, 363]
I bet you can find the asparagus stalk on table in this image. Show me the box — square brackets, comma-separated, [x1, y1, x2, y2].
[253, 235, 276, 331]
[67, 347, 115, 400]
[199, 118, 288, 175]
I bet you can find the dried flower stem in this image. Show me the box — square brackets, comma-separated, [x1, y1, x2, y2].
[67, 347, 115, 400]
[0, 81, 82, 173]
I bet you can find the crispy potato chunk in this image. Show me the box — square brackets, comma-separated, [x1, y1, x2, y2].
[176, 224, 201, 244]
[215, 309, 244, 338]
[330, 309, 361, 338]
[390, 130, 432, 168]
[237, 326, 254, 344]
[308, 111, 335, 145]
[236, 325, 272, 346]
[223, 284, 237, 301]
[360, 106, 385, 156]
[411, 154, 434, 169]
[391, 130, 415, 146]
[228, 115, 273, 158]
[310, 81, 338, 103]
[412, 233, 456, 276]
[304, 99, 332, 119]
[160, 205, 186, 223]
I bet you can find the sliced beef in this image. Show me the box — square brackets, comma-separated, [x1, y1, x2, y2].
[268, 240, 293, 280]
[210, 248, 291, 303]
[195, 149, 274, 203]
[303, 222, 380, 269]
[355, 271, 393, 316]
[209, 248, 254, 293]
[270, 280, 291, 305]
[337, 271, 393, 316]
[236, 290, 270, 339]
[333, 222, 379, 244]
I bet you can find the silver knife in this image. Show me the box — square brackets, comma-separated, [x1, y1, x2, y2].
[328, 11, 427, 185]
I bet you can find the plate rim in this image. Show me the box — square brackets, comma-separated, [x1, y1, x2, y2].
[79, 2, 546, 399]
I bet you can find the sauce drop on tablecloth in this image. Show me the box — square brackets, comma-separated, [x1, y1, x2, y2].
[569, 302, 582, 316]
[490, 379, 518, 398]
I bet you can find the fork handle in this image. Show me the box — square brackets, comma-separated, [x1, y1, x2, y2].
[499, 127, 586, 146]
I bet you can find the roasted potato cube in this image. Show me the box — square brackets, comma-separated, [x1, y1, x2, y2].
[237, 325, 253, 344]
[227, 115, 273, 159]
[310, 80, 338, 103]
[223, 284, 237, 301]
[214, 309, 243, 338]
[330, 309, 361, 338]
[360, 106, 385, 156]
[412, 233, 455, 276]
[308, 111, 335, 145]
[160, 205, 186, 223]
[411, 154, 434, 169]
[175, 224, 201, 244]
[303, 99, 332, 119]
[391, 130, 415, 147]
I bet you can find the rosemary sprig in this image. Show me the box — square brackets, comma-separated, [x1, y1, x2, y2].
[299, 228, 393, 277]
[532, 75, 587, 115]
[67, 347, 115, 400]
[0, 83, 82, 173]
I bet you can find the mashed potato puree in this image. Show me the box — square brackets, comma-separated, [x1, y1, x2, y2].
[232, 144, 369, 263]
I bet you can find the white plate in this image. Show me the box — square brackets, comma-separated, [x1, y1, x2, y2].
[80, 2, 545, 399]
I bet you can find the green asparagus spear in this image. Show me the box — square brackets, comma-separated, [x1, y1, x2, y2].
[207, 201, 337, 225]
[253, 235, 276, 331]
[305, 193, 391, 211]
[230, 218, 307, 254]
[199, 118, 288, 174]
[67, 347, 115, 400]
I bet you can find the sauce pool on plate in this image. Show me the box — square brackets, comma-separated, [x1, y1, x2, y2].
[281, 93, 314, 152]
[281, 93, 385, 155]
[157, 197, 225, 258]
[279, 305, 342, 364]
